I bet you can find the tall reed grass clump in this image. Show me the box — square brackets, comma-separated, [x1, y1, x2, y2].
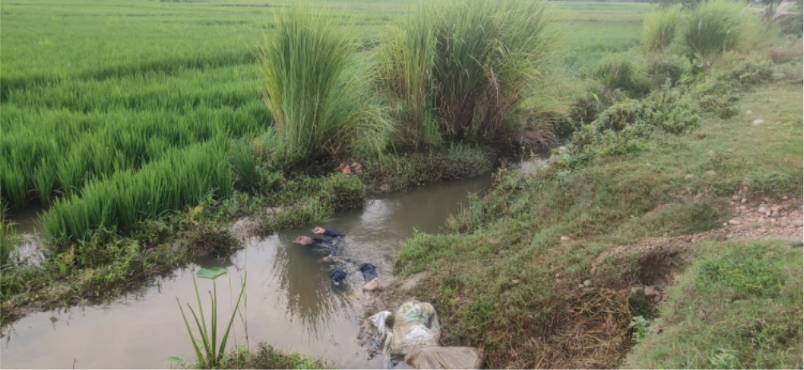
[378, 0, 558, 147]
[0, 212, 18, 267]
[259, 5, 390, 166]
[42, 140, 233, 249]
[682, 0, 758, 60]
[643, 5, 682, 51]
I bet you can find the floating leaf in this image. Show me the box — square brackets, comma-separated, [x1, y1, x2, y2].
[197, 267, 227, 280]
[164, 356, 183, 364]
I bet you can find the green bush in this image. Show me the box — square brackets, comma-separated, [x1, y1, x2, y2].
[259, 5, 391, 167]
[645, 53, 689, 86]
[593, 53, 652, 96]
[681, 0, 760, 60]
[377, 0, 558, 146]
[643, 5, 682, 51]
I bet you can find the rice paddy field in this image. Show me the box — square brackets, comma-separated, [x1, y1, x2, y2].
[0, 0, 651, 245]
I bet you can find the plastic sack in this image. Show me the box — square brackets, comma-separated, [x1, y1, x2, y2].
[367, 311, 394, 365]
[390, 299, 441, 356]
[404, 347, 484, 369]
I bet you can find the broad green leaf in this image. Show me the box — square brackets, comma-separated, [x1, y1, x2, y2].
[197, 267, 227, 280]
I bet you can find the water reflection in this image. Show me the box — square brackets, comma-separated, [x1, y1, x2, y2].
[271, 240, 356, 339]
[2, 176, 492, 369]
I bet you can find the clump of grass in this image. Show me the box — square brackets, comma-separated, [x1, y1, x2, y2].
[377, 8, 442, 150]
[643, 5, 682, 51]
[624, 240, 803, 369]
[593, 53, 652, 96]
[216, 343, 328, 369]
[259, 5, 390, 167]
[42, 140, 233, 249]
[0, 212, 18, 267]
[681, 0, 762, 60]
[378, 0, 558, 147]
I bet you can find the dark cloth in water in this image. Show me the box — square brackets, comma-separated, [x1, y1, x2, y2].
[330, 268, 347, 283]
[359, 263, 378, 283]
[322, 229, 345, 237]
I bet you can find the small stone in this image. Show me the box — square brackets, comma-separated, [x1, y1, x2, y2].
[732, 195, 740, 201]
[578, 284, 585, 289]
[741, 198, 747, 204]
[787, 239, 803, 248]
[758, 205, 768, 213]
[590, 267, 597, 275]
[771, 211, 780, 218]
[555, 273, 560, 278]
[791, 219, 803, 227]
[583, 279, 592, 287]
[783, 196, 788, 200]
[734, 208, 741, 215]
[728, 219, 741, 225]
[631, 287, 641, 295]
[745, 109, 753, 114]
[766, 211, 772, 217]
[685, 174, 695, 180]
[752, 119, 764, 126]
[707, 170, 716, 176]
[512, 279, 520, 284]
[560, 236, 572, 242]
[644, 286, 658, 298]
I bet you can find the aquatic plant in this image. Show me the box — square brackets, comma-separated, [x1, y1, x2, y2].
[169, 267, 247, 369]
[0, 211, 18, 268]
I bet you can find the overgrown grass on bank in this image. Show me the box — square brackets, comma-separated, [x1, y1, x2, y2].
[393, 79, 802, 368]
[624, 240, 803, 369]
[213, 343, 329, 369]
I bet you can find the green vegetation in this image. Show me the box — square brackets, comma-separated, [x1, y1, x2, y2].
[642, 5, 681, 51]
[259, 5, 388, 166]
[1, 0, 802, 367]
[624, 240, 803, 369]
[172, 267, 246, 369]
[681, 0, 759, 60]
[394, 74, 802, 368]
[379, 0, 558, 147]
[214, 343, 328, 369]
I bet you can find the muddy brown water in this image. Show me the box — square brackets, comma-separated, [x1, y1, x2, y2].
[1, 177, 490, 369]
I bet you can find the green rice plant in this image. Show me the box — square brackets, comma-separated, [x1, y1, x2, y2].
[259, 5, 390, 167]
[41, 140, 233, 249]
[168, 267, 247, 369]
[642, 5, 682, 51]
[593, 53, 652, 96]
[681, 0, 758, 60]
[0, 211, 18, 267]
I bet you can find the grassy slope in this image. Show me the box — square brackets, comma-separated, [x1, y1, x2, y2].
[393, 81, 802, 368]
[623, 240, 802, 369]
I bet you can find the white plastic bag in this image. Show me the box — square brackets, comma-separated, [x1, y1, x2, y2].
[390, 299, 441, 356]
[368, 311, 394, 366]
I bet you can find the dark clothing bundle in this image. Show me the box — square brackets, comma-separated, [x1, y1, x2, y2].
[360, 263, 378, 283]
[321, 229, 345, 237]
[330, 268, 347, 284]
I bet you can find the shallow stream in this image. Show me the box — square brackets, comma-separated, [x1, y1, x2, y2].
[2, 177, 490, 368]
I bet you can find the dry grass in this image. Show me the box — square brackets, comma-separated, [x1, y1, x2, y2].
[768, 42, 804, 63]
